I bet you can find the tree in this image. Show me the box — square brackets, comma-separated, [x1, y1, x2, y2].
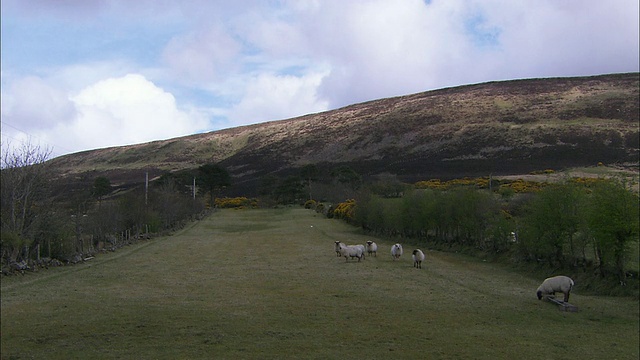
[155, 170, 198, 196]
[369, 173, 405, 198]
[300, 164, 319, 200]
[92, 176, 112, 204]
[274, 176, 305, 204]
[197, 164, 231, 207]
[331, 165, 362, 190]
[0, 140, 52, 262]
[258, 175, 279, 196]
[587, 179, 639, 281]
[519, 183, 582, 265]
[150, 176, 204, 230]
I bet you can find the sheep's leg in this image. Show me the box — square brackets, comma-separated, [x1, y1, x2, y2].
[563, 292, 570, 302]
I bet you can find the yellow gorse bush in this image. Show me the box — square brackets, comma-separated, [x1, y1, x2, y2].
[499, 179, 547, 193]
[414, 176, 565, 193]
[415, 177, 492, 191]
[568, 177, 607, 187]
[333, 199, 356, 221]
[214, 197, 258, 208]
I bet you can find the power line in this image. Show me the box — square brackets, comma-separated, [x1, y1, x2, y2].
[0, 132, 26, 144]
[1, 120, 75, 155]
[1, 120, 32, 135]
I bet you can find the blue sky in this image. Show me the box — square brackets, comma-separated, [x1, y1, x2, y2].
[2, 0, 638, 158]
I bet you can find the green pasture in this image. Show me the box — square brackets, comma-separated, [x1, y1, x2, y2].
[2, 208, 638, 359]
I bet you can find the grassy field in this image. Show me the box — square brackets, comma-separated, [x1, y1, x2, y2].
[2, 208, 639, 359]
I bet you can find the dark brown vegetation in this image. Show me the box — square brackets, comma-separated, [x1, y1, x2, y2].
[45, 72, 639, 196]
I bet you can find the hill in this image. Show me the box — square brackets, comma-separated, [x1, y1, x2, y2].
[47, 72, 639, 195]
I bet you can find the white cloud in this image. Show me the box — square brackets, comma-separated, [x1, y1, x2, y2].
[162, 24, 243, 85]
[1, 73, 209, 157]
[1, 76, 76, 130]
[226, 71, 329, 127]
[487, 0, 640, 78]
[66, 74, 208, 150]
[282, 0, 639, 108]
[2, 0, 638, 157]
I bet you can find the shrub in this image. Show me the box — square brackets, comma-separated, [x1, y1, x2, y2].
[415, 179, 448, 190]
[333, 199, 356, 222]
[586, 179, 639, 281]
[498, 179, 546, 193]
[215, 197, 256, 208]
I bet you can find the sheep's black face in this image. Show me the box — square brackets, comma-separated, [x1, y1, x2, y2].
[536, 290, 542, 300]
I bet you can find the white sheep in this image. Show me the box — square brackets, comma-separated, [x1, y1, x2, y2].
[339, 243, 364, 262]
[391, 243, 403, 260]
[356, 244, 366, 260]
[334, 241, 345, 257]
[536, 275, 574, 303]
[366, 241, 378, 257]
[412, 249, 425, 269]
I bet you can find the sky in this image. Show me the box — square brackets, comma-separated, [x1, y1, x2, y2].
[1, 0, 638, 159]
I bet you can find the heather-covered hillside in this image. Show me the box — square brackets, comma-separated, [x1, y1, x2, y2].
[47, 72, 639, 195]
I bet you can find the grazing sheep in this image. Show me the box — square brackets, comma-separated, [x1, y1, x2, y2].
[338, 243, 365, 262]
[391, 243, 403, 260]
[356, 244, 366, 260]
[536, 275, 574, 303]
[412, 249, 425, 269]
[366, 241, 378, 257]
[334, 241, 345, 257]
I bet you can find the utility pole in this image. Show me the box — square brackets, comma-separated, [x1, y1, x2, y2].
[145, 172, 149, 205]
[193, 177, 196, 200]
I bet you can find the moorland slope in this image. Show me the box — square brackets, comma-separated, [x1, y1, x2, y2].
[47, 72, 639, 195]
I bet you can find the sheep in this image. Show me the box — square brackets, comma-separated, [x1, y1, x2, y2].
[391, 243, 403, 260]
[412, 249, 425, 269]
[536, 275, 574, 303]
[338, 243, 365, 262]
[366, 241, 378, 257]
[356, 244, 366, 260]
[334, 241, 345, 257]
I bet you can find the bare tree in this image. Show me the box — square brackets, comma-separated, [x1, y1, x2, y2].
[1, 140, 52, 262]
